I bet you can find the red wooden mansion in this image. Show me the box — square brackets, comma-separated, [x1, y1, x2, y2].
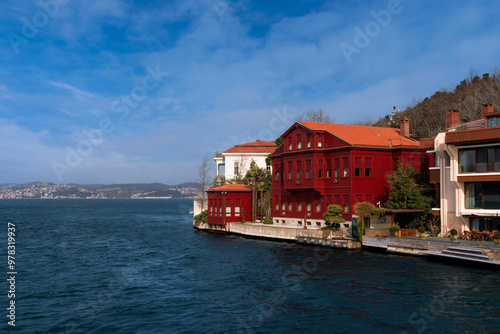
[270, 118, 430, 226]
[206, 118, 430, 227]
[206, 184, 254, 229]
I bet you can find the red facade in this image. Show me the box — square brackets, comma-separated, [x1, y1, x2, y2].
[207, 184, 253, 226]
[271, 121, 430, 221]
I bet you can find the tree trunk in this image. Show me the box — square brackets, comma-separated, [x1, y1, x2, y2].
[251, 178, 257, 222]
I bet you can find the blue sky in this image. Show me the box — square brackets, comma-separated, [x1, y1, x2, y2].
[1, 0, 499, 185]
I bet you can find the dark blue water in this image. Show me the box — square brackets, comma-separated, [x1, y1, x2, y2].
[1, 199, 499, 333]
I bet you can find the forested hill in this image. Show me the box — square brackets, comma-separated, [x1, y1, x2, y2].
[373, 69, 500, 138]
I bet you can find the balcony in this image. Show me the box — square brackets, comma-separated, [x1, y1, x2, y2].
[446, 126, 500, 146]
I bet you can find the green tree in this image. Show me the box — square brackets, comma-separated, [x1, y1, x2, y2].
[354, 202, 376, 242]
[385, 162, 432, 228]
[275, 137, 284, 147]
[385, 161, 432, 210]
[323, 204, 345, 228]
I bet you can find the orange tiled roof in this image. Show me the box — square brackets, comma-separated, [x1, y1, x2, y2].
[207, 184, 252, 192]
[223, 140, 277, 154]
[299, 121, 420, 147]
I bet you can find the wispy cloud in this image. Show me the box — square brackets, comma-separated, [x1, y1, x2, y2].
[0, 0, 500, 184]
[48, 81, 96, 101]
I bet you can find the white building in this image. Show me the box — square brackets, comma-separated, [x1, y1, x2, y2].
[422, 104, 500, 234]
[214, 140, 277, 180]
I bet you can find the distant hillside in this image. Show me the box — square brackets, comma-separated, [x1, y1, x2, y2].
[69, 183, 170, 191]
[1, 181, 200, 199]
[374, 68, 500, 138]
[176, 182, 199, 188]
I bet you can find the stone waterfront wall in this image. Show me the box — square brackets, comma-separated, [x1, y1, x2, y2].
[227, 223, 328, 240]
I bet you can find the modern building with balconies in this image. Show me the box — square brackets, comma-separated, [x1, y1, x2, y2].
[421, 104, 500, 233]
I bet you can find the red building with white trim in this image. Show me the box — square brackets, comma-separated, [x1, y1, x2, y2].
[271, 119, 430, 226]
[207, 184, 254, 229]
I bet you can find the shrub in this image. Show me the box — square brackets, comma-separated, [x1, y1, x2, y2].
[263, 218, 273, 224]
[194, 210, 208, 224]
[389, 225, 401, 232]
[494, 232, 500, 240]
[449, 229, 458, 236]
[354, 202, 375, 242]
[371, 208, 386, 217]
[433, 226, 440, 236]
[323, 204, 345, 228]
[418, 226, 426, 234]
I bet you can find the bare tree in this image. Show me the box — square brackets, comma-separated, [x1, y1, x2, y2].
[230, 154, 250, 183]
[296, 107, 333, 123]
[197, 156, 213, 210]
[351, 117, 376, 126]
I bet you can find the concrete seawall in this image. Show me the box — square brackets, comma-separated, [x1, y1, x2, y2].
[228, 223, 327, 240]
[194, 221, 361, 248]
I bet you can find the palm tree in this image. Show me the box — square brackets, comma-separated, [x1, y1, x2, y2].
[244, 166, 271, 222]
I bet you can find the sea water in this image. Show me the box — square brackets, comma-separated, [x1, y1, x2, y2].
[1, 199, 499, 333]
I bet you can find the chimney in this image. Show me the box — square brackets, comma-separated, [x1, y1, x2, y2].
[446, 109, 460, 129]
[400, 117, 409, 137]
[481, 103, 494, 118]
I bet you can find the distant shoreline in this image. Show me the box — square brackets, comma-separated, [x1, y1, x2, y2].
[0, 197, 196, 200]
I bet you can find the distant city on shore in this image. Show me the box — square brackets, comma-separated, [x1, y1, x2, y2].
[0, 181, 199, 199]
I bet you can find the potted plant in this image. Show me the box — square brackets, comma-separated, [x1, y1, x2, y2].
[493, 232, 500, 244]
[418, 226, 426, 238]
[389, 224, 401, 237]
[449, 229, 458, 241]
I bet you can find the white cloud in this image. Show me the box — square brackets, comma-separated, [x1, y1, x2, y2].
[1, 0, 500, 184]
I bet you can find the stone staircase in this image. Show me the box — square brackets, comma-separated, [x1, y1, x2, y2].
[420, 246, 500, 266]
[481, 248, 500, 262]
